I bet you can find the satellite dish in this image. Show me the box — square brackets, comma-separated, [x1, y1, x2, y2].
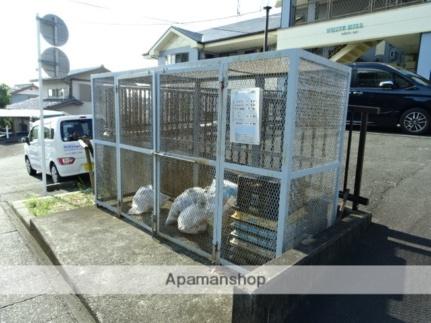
[41, 47, 70, 79]
[40, 14, 69, 47]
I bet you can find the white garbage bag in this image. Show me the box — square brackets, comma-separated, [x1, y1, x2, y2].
[128, 185, 168, 215]
[204, 193, 236, 217]
[177, 197, 209, 234]
[165, 187, 206, 225]
[204, 179, 238, 216]
[206, 179, 238, 201]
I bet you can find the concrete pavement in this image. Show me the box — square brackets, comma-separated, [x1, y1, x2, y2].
[29, 207, 232, 323]
[0, 202, 95, 323]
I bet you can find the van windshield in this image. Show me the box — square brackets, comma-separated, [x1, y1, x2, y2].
[61, 119, 93, 142]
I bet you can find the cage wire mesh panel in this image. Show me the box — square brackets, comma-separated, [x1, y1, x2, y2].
[95, 144, 117, 207]
[284, 171, 337, 250]
[159, 70, 219, 160]
[218, 56, 289, 266]
[120, 149, 153, 229]
[119, 76, 153, 148]
[93, 77, 115, 142]
[157, 68, 221, 257]
[280, 58, 350, 252]
[225, 57, 289, 171]
[293, 59, 350, 171]
[221, 170, 280, 265]
[158, 157, 216, 256]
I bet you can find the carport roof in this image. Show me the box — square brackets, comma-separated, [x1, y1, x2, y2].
[0, 109, 64, 118]
[6, 97, 83, 110]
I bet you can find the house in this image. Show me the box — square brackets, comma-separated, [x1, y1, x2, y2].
[7, 65, 109, 115]
[10, 83, 39, 104]
[144, 14, 280, 65]
[144, 0, 431, 78]
[36, 65, 110, 115]
[4, 66, 109, 137]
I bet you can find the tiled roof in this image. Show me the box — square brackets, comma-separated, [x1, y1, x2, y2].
[171, 13, 281, 44]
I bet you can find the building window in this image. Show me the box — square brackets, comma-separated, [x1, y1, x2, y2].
[165, 52, 189, 64]
[175, 52, 189, 63]
[48, 88, 64, 98]
[79, 83, 91, 102]
[166, 54, 175, 65]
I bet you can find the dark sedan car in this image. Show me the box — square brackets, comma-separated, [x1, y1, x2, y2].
[348, 62, 431, 135]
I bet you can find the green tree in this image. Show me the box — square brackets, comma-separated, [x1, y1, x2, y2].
[0, 83, 11, 108]
[0, 84, 12, 129]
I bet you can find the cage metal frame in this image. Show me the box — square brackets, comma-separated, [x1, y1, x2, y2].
[91, 49, 351, 266]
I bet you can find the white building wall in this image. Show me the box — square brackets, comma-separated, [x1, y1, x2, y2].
[277, 3, 431, 50]
[417, 32, 431, 79]
[42, 80, 69, 99]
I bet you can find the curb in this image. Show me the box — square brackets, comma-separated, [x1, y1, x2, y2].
[11, 200, 34, 229]
[8, 202, 101, 323]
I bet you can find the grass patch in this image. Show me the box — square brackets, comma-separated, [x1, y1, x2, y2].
[25, 189, 94, 217]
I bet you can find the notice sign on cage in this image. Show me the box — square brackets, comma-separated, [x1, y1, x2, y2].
[230, 87, 263, 145]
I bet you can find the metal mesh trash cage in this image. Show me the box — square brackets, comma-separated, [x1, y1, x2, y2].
[119, 76, 153, 149]
[94, 143, 117, 209]
[92, 49, 351, 267]
[93, 77, 115, 142]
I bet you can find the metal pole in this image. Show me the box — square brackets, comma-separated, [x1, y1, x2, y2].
[353, 111, 368, 210]
[37, 15, 48, 194]
[263, 6, 272, 52]
[343, 111, 354, 193]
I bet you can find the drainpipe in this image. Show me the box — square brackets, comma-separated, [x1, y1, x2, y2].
[263, 6, 272, 52]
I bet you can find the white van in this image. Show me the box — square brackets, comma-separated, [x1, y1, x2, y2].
[24, 115, 93, 183]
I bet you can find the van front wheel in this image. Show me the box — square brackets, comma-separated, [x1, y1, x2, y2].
[50, 164, 62, 184]
[25, 157, 36, 176]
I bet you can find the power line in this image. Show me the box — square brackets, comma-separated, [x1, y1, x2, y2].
[74, 10, 262, 27]
[66, 0, 109, 9]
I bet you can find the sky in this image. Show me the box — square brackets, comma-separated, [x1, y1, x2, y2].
[1, 0, 281, 86]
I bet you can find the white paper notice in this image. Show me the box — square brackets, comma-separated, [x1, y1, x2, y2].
[230, 87, 263, 145]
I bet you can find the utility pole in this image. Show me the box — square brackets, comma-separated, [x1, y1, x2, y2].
[36, 14, 48, 194]
[263, 6, 272, 52]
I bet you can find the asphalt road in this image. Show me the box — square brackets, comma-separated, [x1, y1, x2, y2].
[0, 143, 85, 202]
[0, 143, 94, 323]
[0, 143, 43, 202]
[300, 130, 431, 322]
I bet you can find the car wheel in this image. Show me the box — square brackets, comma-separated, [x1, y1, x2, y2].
[50, 164, 62, 184]
[400, 108, 430, 135]
[25, 157, 36, 176]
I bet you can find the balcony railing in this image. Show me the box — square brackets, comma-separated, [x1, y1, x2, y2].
[293, 0, 427, 26]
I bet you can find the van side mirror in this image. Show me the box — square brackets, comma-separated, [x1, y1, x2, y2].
[22, 137, 30, 145]
[379, 80, 394, 89]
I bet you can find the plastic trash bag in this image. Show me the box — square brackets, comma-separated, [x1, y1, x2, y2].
[128, 185, 167, 215]
[177, 197, 209, 234]
[206, 179, 238, 201]
[165, 187, 206, 225]
[204, 179, 238, 216]
[205, 193, 236, 217]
